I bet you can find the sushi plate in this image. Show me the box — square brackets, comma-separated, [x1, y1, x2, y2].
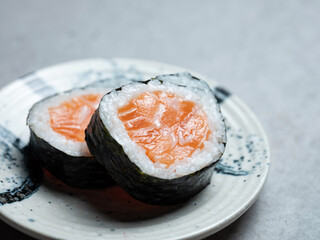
[0, 59, 270, 240]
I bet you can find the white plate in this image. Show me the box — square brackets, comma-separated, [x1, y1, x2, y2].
[0, 59, 270, 240]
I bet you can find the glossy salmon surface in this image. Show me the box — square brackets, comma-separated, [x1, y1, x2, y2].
[49, 94, 103, 142]
[118, 91, 210, 166]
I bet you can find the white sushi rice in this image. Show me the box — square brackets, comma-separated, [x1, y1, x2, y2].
[99, 73, 226, 179]
[28, 88, 110, 157]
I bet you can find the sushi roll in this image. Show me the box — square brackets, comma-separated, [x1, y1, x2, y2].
[86, 73, 226, 205]
[27, 87, 114, 189]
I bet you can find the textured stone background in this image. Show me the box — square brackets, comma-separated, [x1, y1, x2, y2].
[1, 0, 319, 239]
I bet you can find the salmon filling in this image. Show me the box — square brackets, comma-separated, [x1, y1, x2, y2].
[118, 91, 211, 166]
[49, 94, 103, 142]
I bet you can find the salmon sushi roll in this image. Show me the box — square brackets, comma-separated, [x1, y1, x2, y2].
[27, 87, 114, 189]
[85, 73, 226, 204]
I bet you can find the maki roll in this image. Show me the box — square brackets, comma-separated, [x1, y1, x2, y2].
[27, 87, 114, 189]
[86, 73, 226, 205]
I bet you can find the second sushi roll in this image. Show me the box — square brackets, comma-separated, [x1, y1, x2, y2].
[27, 87, 114, 189]
[86, 73, 226, 205]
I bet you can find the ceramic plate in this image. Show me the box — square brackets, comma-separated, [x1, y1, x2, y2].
[0, 59, 270, 240]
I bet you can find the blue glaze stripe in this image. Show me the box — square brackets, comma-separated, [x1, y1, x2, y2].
[19, 72, 57, 97]
[214, 162, 250, 176]
[0, 125, 43, 205]
[24, 77, 57, 97]
[213, 86, 232, 104]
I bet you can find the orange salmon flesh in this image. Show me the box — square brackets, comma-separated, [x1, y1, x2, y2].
[118, 91, 211, 166]
[49, 94, 103, 142]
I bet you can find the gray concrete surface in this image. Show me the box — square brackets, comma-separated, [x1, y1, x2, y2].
[1, 0, 319, 239]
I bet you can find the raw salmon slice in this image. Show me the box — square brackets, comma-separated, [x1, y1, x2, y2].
[118, 91, 211, 166]
[49, 94, 103, 142]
